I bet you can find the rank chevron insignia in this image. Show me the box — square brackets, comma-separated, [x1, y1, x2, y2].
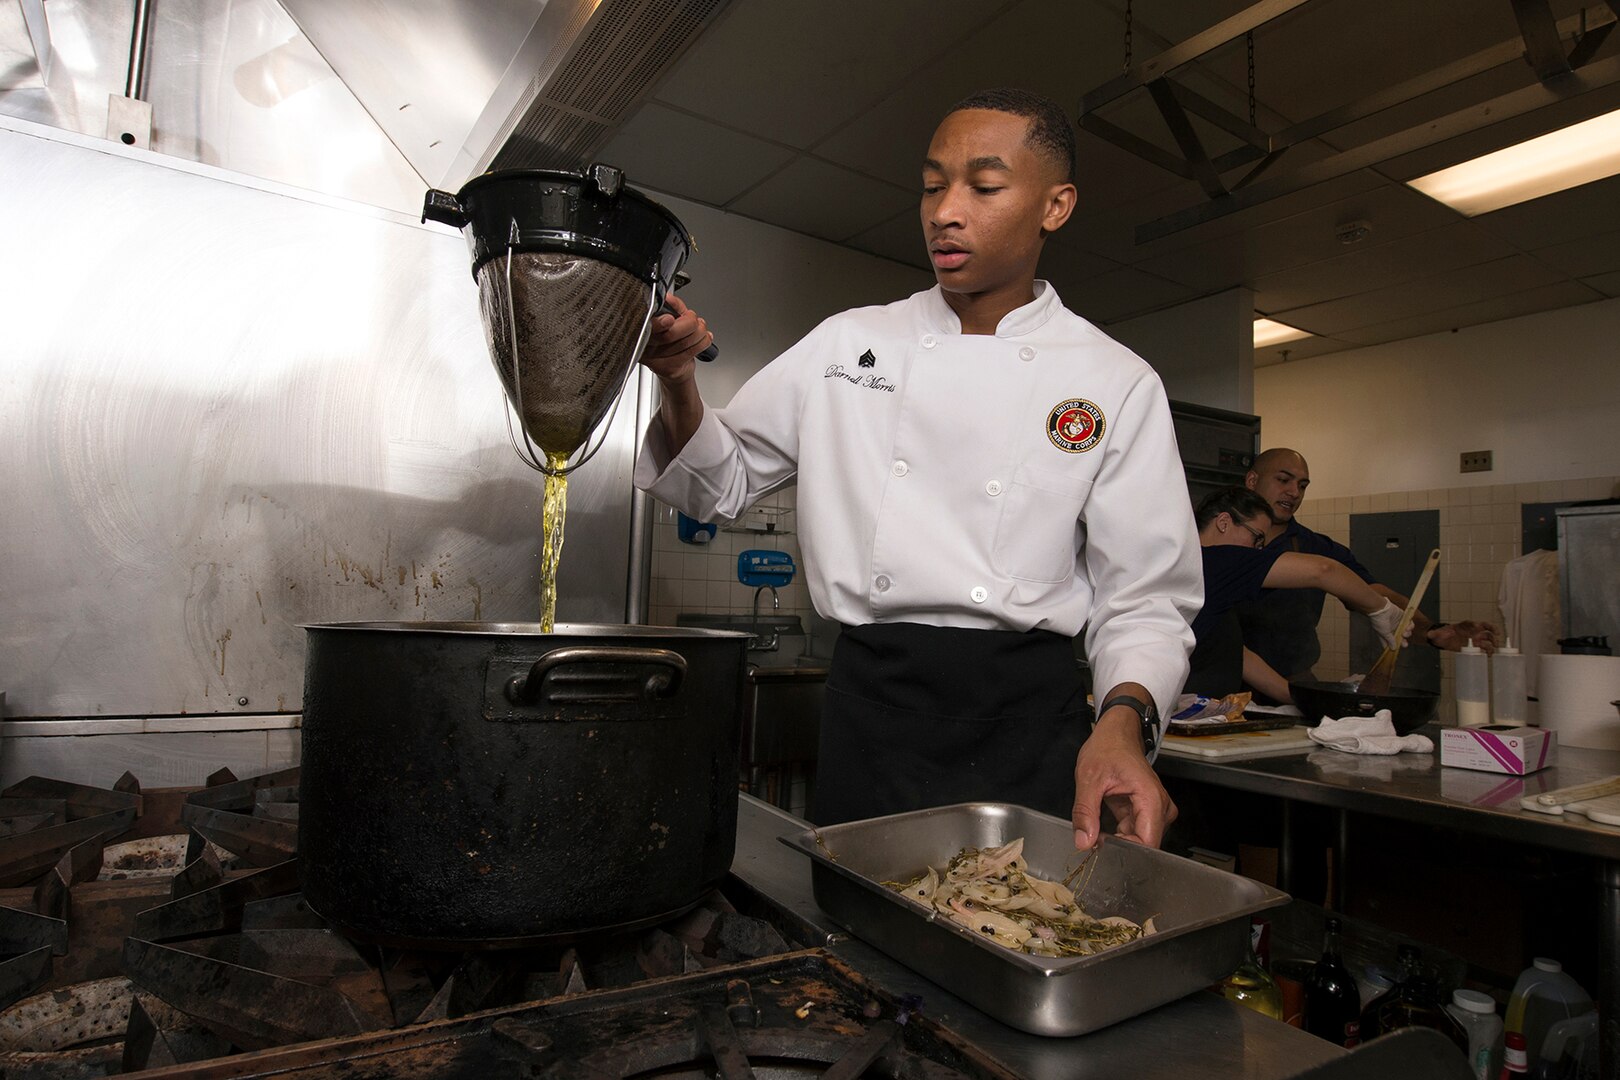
[858, 349, 876, 368]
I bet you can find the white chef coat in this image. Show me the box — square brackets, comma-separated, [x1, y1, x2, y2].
[635, 282, 1202, 717]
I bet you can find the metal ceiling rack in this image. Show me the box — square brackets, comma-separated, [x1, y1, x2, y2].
[1079, 0, 1620, 243]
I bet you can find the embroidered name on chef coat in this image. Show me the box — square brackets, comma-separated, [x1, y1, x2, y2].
[1047, 399, 1106, 453]
[824, 354, 897, 393]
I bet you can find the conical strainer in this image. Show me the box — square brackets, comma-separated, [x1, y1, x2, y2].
[423, 164, 701, 476]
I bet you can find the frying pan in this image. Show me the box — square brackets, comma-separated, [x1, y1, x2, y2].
[1288, 678, 1438, 736]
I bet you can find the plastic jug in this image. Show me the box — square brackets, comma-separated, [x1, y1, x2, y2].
[1455, 638, 1489, 727]
[1533, 1011, 1597, 1079]
[1445, 988, 1502, 1080]
[1505, 958, 1594, 1074]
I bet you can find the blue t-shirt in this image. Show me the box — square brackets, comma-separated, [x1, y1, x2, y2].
[1187, 544, 1289, 696]
[1234, 520, 1376, 679]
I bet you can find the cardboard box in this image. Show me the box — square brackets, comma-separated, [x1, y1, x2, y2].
[1440, 725, 1555, 775]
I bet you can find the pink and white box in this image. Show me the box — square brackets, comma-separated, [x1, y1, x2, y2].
[1440, 725, 1556, 775]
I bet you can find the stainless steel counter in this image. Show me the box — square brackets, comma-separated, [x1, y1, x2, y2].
[729, 794, 1344, 1079]
[1155, 730, 1620, 1079]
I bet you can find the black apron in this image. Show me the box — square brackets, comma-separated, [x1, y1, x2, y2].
[809, 622, 1092, 825]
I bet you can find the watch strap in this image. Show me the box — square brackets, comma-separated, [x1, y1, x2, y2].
[1098, 693, 1158, 755]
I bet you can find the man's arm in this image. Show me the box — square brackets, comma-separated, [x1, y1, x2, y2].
[1072, 373, 1202, 852]
[641, 294, 712, 455]
[1072, 682, 1176, 851]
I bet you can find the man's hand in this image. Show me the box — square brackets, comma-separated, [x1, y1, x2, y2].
[640, 293, 713, 385]
[1071, 705, 1176, 851]
[1427, 620, 1500, 653]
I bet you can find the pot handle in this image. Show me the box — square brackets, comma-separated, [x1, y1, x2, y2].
[505, 646, 686, 706]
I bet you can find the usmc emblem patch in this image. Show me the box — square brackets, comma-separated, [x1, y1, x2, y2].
[1046, 399, 1105, 453]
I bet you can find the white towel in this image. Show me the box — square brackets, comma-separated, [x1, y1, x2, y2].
[1307, 711, 1434, 755]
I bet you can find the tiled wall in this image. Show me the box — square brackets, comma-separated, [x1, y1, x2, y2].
[647, 487, 815, 628]
[1294, 474, 1619, 722]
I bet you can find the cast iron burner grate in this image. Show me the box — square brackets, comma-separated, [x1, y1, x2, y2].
[123, 951, 1012, 1079]
[0, 769, 1013, 1078]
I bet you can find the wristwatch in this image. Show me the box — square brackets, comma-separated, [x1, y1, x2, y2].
[1098, 694, 1160, 755]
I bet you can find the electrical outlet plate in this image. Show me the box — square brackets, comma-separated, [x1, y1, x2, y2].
[1460, 450, 1493, 473]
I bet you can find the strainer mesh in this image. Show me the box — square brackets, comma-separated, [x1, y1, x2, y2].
[476, 252, 652, 456]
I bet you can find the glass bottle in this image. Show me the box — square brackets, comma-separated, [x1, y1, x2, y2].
[1359, 944, 1469, 1052]
[1305, 916, 1361, 1047]
[1500, 1031, 1529, 1076]
[1219, 919, 1283, 1020]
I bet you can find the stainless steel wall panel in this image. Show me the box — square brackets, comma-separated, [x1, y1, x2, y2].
[0, 0, 424, 213]
[0, 119, 641, 719]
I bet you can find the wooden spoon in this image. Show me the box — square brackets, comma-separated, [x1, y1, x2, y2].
[1359, 547, 1440, 696]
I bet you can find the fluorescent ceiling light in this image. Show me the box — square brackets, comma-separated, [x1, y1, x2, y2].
[1407, 107, 1620, 216]
[1253, 318, 1311, 348]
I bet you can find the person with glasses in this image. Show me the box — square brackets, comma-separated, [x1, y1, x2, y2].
[1187, 487, 1406, 703]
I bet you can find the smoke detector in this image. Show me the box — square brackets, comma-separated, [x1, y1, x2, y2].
[1335, 220, 1372, 244]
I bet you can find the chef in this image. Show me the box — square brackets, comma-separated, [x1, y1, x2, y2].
[1238, 447, 1498, 691]
[1188, 487, 1406, 702]
[635, 88, 1201, 851]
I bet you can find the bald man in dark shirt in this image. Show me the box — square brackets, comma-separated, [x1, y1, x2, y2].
[1236, 448, 1498, 686]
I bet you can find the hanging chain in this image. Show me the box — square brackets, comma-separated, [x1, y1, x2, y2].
[1246, 30, 1256, 126]
[1123, 0, 1134, 71]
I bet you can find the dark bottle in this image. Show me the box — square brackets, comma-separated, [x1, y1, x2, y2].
[1359, 944, 1468, 1052]
[1305, 916, 1361, 1047]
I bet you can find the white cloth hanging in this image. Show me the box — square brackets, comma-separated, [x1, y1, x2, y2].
[1498, 548, 1561, 697]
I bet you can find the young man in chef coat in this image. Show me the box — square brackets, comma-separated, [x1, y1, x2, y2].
[1237, 447, 1498, 694]
[635, 88, 1201, 852]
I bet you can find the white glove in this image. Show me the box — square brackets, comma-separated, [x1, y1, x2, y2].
[1367, 600, 1408, 650]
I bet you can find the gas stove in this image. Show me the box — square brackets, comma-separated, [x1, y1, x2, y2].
[0, 768, 1018, 1078]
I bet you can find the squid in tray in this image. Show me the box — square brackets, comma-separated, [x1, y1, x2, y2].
[884, 838, 1155, 958]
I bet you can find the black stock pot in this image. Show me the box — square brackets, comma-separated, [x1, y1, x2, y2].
[298, 622, 748, 948]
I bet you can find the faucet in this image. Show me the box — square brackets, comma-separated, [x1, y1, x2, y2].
[750, 585, 780, 651]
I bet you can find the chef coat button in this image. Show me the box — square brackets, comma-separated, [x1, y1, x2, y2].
[985, 479, 1003, 496]
[970, 586, 989, 604]
[921, 335, 938, 349]
[875, 575, 892, 593]
[1019, 346, 1036, 361]
[892, 460, 909, 477]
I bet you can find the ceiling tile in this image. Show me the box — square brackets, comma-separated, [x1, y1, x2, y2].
[1250, 221, 1521, 312]
[1531, 227, 1620, 279]
[1473, 174, 1620, 251]
[727, 156, 915, 243]
[812, 0, 1134, 188]
[1066, 267, 1196, 324]
[652, 0, 998, 151]
[1253, 335, 1359, 367]
[1581, 270, 1620, 298]
[845, 208, 929, 270]
[1038, 238, 1120, 295]
[597, 104, 797, 206]
[1124, 176, 1448, 288]
[1273, 255, 1570, 335]
[1332, 282, 1604, 346]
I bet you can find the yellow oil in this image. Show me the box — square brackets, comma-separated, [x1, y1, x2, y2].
[538, 450, 570, 633]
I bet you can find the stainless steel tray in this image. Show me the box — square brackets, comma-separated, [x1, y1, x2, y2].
[781, 802, 1288, 1037]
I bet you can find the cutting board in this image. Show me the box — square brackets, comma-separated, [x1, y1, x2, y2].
[1161, 725, 1317, 759]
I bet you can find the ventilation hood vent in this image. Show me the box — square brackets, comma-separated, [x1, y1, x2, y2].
[279, 0, 729, 190]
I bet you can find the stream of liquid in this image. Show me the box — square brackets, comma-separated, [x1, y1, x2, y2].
[538, 450, 570, 633]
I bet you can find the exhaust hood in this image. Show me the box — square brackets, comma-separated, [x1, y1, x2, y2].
[278, 0, 729, 190]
